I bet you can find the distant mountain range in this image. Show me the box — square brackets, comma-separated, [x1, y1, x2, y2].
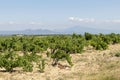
[0, 29, 58, 35]
[0, 26, 119, 35]
[61, 26, 118, 34]
[58, 26, 119, 34]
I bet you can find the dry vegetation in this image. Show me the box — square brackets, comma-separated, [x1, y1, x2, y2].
[0, 44, 120, 80]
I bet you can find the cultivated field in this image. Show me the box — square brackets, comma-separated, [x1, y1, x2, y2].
[0, 44, 120, 80]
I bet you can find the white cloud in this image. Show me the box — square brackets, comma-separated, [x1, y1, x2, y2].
[104, 19, 120, 23]
[29, 22, 42, 25]
[69, 17, 120, 24]
[0, 22, 3, 24]
[69, 17, 75, 21]
[0, 22, 5, 25]
[69, 17, 95, 23]
[0, 21, 43, 25]
[0, 21, 16, 25]
[112, 20, 120, 23]
[30, 22, 36, 25]
[8, 21, 15, 25]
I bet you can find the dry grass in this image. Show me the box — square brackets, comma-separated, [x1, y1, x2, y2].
[0, 44, 120, 80]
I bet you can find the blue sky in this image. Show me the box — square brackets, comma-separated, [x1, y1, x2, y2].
[0, 0, 120, 31]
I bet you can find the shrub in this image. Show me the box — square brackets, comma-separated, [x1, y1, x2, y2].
[17, 56, 33, 72]
[0, 51, 19, 72]
[115, 52, 120, 57]
[37, 58, 46, 73]
[51, 50, 73, 66]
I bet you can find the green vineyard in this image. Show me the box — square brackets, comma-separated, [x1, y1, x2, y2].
[0, 33, 120, 72]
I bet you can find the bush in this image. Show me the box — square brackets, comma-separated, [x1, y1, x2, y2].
[84, 32, 93, 40]
[17, 56, 33, 72]
[0, 51, 19, 72]
[115, 52, 120, 57]
[37, 58, 46, 73]
[51, 50, 73, 66]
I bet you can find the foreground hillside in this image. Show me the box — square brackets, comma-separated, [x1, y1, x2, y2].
[0, 44, 120, 80]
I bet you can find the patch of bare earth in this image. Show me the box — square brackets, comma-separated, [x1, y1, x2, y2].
[0, 44, 120, 80]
